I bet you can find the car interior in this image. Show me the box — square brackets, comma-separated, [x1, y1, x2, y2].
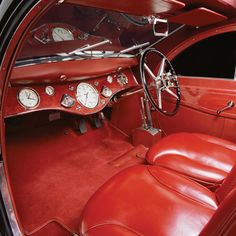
[2, 0, 236, 235]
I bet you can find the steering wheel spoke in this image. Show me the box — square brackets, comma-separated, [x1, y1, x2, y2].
[144, 63, 156, 81]
[164, 87, 179, 100]
[140, 48, 181, 116]
[158, 58, 166, 76]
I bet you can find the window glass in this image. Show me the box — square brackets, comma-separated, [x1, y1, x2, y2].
[172, 32, 236, 79]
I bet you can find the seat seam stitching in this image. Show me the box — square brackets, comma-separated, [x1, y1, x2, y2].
[146, 167, 217, 210]
[83, 222, 143, 236]
[156, 164, 223, 185]
[152, 154, 228, 176]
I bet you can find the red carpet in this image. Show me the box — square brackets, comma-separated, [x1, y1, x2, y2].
[6, 121, 145, 235]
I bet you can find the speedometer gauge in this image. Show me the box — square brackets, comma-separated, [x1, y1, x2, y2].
[18, 88, 40, 109]
[52, 27, 74, 42]
[76, 83, 99, 109]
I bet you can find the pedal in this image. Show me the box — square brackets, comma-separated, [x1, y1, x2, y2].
[98, 111, 106, 122]
[75, 118, 87, 134]
[92, 114, 102, 129]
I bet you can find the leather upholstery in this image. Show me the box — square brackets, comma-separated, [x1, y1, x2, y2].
[216, 165, 236, 203]
[80, 165, 217, 236]
[80, 133, 236, 236]
[201, 188, 236, 236]
[146, 133, 236, 185]
[201, 165, 236, 235]
[80, 164, 236, 236]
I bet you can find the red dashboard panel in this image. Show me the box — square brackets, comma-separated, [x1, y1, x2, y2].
[5, 69, 138, 117]
[11, 58, 138, 84]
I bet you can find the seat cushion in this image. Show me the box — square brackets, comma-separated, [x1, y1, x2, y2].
[146, 133, 236, 185]
[80, 165, 217, 236]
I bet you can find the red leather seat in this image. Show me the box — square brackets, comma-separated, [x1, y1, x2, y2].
[146, 133, 236, 187]
[80, 165, 236, 236]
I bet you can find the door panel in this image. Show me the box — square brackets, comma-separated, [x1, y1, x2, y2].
[155, 76, 236, 142]
[179, 76, 236, 118]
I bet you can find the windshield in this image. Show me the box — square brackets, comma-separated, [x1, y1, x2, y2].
[16, 3, 176, 66]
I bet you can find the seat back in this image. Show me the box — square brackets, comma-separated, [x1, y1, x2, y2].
[200, 165, 236, 236]
[216, 164, 236, 203]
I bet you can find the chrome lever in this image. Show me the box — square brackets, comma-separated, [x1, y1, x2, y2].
[217, 101, 234, 115]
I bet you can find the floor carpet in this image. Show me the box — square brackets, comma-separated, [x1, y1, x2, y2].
[6, 121, 146, 235]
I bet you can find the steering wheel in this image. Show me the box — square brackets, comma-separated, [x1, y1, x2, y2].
[140, 48, 181, 116]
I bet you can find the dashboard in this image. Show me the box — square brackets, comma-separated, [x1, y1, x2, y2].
[5, 69, 138, 117]
[9, 5, 141, 119]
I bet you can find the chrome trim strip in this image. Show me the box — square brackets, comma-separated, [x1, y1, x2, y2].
[14, 52, 135, 68]
[0, 163, 22, 236]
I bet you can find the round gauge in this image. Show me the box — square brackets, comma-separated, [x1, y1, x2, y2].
[52, 27, 74, 42]
[101, 86, 112, 98]
[76, 83, 99, 109]
[45, 86, 55, 96]
[18, 88, 40, 109]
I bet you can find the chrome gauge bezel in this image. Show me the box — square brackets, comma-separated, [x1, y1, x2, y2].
[101, 86, 112, 98]
[76, 83, 99, 109]
[17, 87, 40, 109]
[45, 86, 55, 96]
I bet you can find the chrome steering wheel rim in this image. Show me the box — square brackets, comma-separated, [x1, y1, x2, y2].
[140, 48, 181, 116]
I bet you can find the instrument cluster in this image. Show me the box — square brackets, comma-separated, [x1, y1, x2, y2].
[5, 70, 138, 117]
[29, 23, 95, 45]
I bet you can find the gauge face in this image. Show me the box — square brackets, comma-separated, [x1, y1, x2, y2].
[45, 86, 55, 96]
[76, 83, 99, 109]
[18, 88, 40, 109]
[52, 27, 74, 42]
